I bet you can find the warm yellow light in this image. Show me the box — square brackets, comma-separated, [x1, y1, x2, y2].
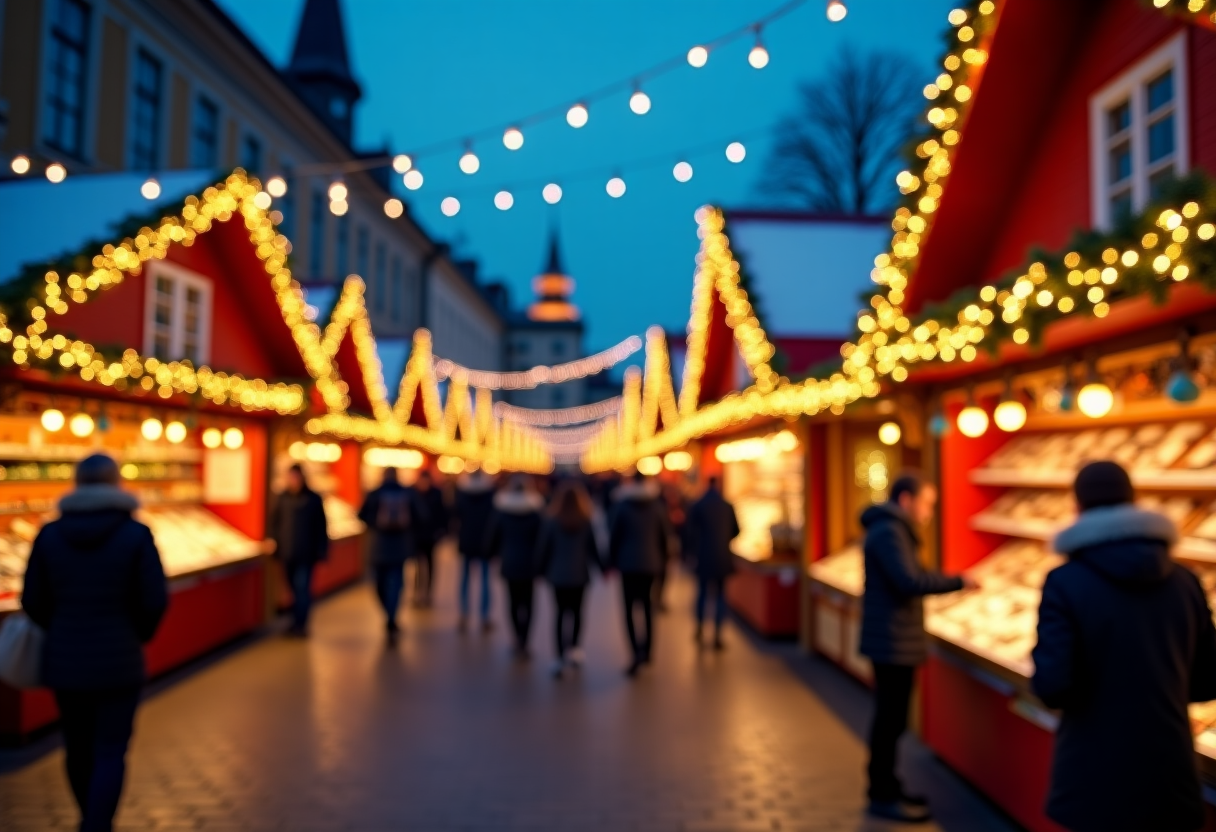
[542, 183, 562, 204]
[140, 178, 161, 200]
[725, 142, 746, 163]
[827, 0, 848, 22]
[266, 176, 288, 197]
[141, 418, 164, 441]
[772, 430, 799, 453]
[384, 198, 404, 218]
[637, 455, 663, 476]
[165, 421, 187, 444]
[673, 161, 693, 183]
[329, 198, 349, 216]
[120, 463, 139, 481]
[687, 45, 709, 67]
[663, 451, 693, 471]
[10, 155, 30, 175]
[45, 163, 67, 183]
[403, 169, 424, 190]
[878, 421, 901, 445]
[459, 150, 480, 175]
[1078, 383, 1114, 419]
[328, 181, 348, 201]
[748, 43, 770, 69]
[494, 191, 514, 210]
[606, 177, 626, 198]
[364, 447, 424, 469]
[993, 400, 1027, 432]
[41, 408, 65, 432]
[503, 127, 524, 150]
[202, 427, 222, 449]
[392, 154, 413, 173]
[440, 197, 460, 217]
[629, 89, 651, 115]
[222, 427, 244, 449]
[957, 405, 989, 438]
[566, 103, 589, 128]
[437, 455, 465, 475]
[69, 413, 94, 437]
[253, 191, 272, 210]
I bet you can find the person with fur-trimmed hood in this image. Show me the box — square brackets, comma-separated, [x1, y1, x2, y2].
[538, 480, 603, 677]
[1033, 460, 1216, 832]
[485, 475, 545, 657]
[608, 471, 671, 676]
[454, 470, 497, 632]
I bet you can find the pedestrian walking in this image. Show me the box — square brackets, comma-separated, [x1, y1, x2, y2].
[1032, 460, 1216, 832]
[358, 467, 419, 642]
[411, 469, 448, 607]
[537, 481, 602, 677]
[454, 470, 496, 631]
[859, 470, 973, 824]
[21, 454, 168, 832]
[268, 463, 329, 636]
[608, 471, 671, 677]
[653, 481, 687, 614]
[684, 476, 740, 650]
[485, 475, 545, 657]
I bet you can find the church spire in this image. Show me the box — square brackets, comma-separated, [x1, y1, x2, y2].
[286, 0, 362, 145]
[528, 228, 579, 322]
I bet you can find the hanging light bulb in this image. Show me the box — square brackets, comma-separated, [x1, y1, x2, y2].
[202, 427, 223, 449]
[440, 197, 461, 217]
[45, 162, 67, 183]
[566, 103, 589, 128]
[1078, 382, 1114, 419]
[329, 198, 349, 216]
[140, 178, 161, 200]
[10, 155, 30, 175]
[253, 191, 272, 209]
[503, 127, 524, 150]
[542, 183, 563, 204]
[629, 87, 651, 115]
[266, 176, 288, 197]
[606, 177, 626, 198]
[392, 154, 413, 173]
[494, 190, 514, 211]
[725, 141, 747, 163]
[41, 408, 65, 432]
[69, 413, 95, 438]
[957, 405, 989, 438]
[141, 418, 164, 441]
[827, 0, 848, 22]
[459, 148, 480, 174]
[687, 45, 709, 68]
[403, 169, 424, 190]
[929, 410, 951, 438]
[328, 181, 348, 201]
[672, 162, 693, 183]
[165, 421, 187, 444]
[384, 198, 404, 218]
[878, 422, 902, 445]
[222, 427, 245, 449]
[994, 400, 1027, 432]
[748, 30, 770, 69]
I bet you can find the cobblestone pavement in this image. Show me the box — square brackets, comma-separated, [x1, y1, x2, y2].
[1, 546, 1017, 831]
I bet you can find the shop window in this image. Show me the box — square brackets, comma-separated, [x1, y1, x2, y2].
[190, 96, 219, 168]
[43, 0, 91, 159]
[1089, 33, 1187, 229]
[144, 262, 211, 364]
[309, 189, 326, 278]
[240, 134, 261, 174]
[130, 48, 163, 171]
[854, 445, 889, 504]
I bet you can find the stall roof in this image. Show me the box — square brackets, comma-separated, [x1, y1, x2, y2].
[0, 170, 220, 285]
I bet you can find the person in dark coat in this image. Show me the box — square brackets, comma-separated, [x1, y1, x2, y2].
[454, 471, 496, 631]
[410, 469, 448, 608]
[859, 471, 972, 823]
[358, 467, 420, 642]
[607, 472, 671, 676]
[268, 464, 329, 636]
[485, 475, 544, 657]
[1032, 460, 1216, 832]
[685, 476, 739, 650]
[538, 481, 603, 677]
[21, 454, 168, 832]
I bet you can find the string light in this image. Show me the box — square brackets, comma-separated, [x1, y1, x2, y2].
[41, 408, 65, 432]
[629, 87, 652, 115]
[687, 45, 709, 68]
[165, 421, 187, 443]
[993, 399, 1027, 432]
[748, 31, 770, 69]
[69, 412, 94, 437]
[827, 0, 848, 22]
[141, 418, 164, 441]
[725, 141, 747, 163]
[1078, 382, 1114, 419]
[266, 176, 288, 197]
[606, 177, 626, 198]
[664, 450, 693, 471]
[222, 427, 244, 449]
[503, 127, 524, 150]
[202, 427, 223, 449]
[494, 397, 622, 426]
[140, 178, 161, 200]
[253, 191, 272, 210]
[392, 154, 413, 173]
[364, 446, 425, 469]
[673, 161, 693, 182]
[878, 422, 901, 445]
[45, 163, 66, 183]
[10, 155, 30, 175]
[403, 169, 424, 190]
[441, 196, 461, 216]
[330, 198, 349, 216]
[637, 456, 663, 476]
[542, 183, 563, 204]
[956, 405, 988, 438]
[436, 336, 642, 390]
[384, 198, 404, 218]
[328, 181, 348, 201]
[459, 148, 481, 174]
[567, 103, 589, 128]
[494, 190, 514, 210]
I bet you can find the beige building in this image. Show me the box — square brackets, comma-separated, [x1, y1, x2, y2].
[0, 0, 504, 369]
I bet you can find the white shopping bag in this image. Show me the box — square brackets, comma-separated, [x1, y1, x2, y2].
[0, 612, 45, 689]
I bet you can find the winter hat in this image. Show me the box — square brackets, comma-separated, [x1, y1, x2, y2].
[1073, 460, 1134, 511]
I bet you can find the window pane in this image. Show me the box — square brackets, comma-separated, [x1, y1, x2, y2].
[154, 333, 170, 355]
[241, 135, 261, 173]
[1147, 69, 1173, 114]
[1148, 113, 1174, 164]
[1110, 188, 1133, 223]
[191, 97, 218, 168]
[43, 0, 90, 157]
[1149, 166, 1176, 201]
[131, 50, 163, 170]
[1108, 140, 1132, 185]
[1106, 100, 1130, 137]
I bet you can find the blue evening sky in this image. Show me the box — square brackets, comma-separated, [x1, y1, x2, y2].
[215, 0, 955, 353]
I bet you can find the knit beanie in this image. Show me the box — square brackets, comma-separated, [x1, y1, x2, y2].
[1073, 460, 1134, 511]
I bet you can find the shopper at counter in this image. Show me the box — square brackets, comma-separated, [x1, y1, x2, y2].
[268, 464, 329, 637]
[684, 476, 740, 650]
[359, 467, 420, 642]
[608, 472, 671, 677]
[859, 471, 974, 824]
[454, 470, 496, 631]
[485, 475, 545, 657]
[22, 453, 168, 832]
[538, 481, 603, 677]
[1032, 460, 1216, 832]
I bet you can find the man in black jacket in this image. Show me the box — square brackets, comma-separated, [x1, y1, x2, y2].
[608, 472, 671, 676]
[685, 476, 739, 650]
[859, 471, 972, 824]
[1032, 461, 1216, 832]
[22, 454, 168, 832]
[268, 464, 329, 636]
[358, 467, 420, 642]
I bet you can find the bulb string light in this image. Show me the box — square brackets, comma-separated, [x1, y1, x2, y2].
[434, 335, 642, 389]
[493, 397, 623, 426]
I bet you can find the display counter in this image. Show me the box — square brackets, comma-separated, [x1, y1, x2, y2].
[725, 554, 800, 637]
[806, 545, 871, 683]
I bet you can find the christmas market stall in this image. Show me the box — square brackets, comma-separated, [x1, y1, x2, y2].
[0, 170, 321, 737]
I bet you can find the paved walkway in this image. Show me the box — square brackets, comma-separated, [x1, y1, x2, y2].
[1, 546, 1016, 831]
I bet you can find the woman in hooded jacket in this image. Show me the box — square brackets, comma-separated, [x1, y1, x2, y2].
[1032, 460, 1216, 832]
[485, 476, 545, 657]
[538, 481, 602, 677]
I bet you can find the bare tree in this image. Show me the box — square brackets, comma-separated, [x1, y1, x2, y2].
[759, 48, 924, 215]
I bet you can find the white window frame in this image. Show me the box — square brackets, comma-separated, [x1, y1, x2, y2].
[1089, 32, 1188, 230]
[143, 260, 212, 365]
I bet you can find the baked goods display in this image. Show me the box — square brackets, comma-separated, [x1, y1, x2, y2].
[809, 545, 864, 596]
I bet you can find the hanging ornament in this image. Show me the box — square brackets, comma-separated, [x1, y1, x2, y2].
[928, 411, 951, 438]
[1166, 330, 1201, 404]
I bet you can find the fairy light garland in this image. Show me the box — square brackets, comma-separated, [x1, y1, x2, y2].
[493, 397, 622, 426]
[433, 335, 642, 389]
